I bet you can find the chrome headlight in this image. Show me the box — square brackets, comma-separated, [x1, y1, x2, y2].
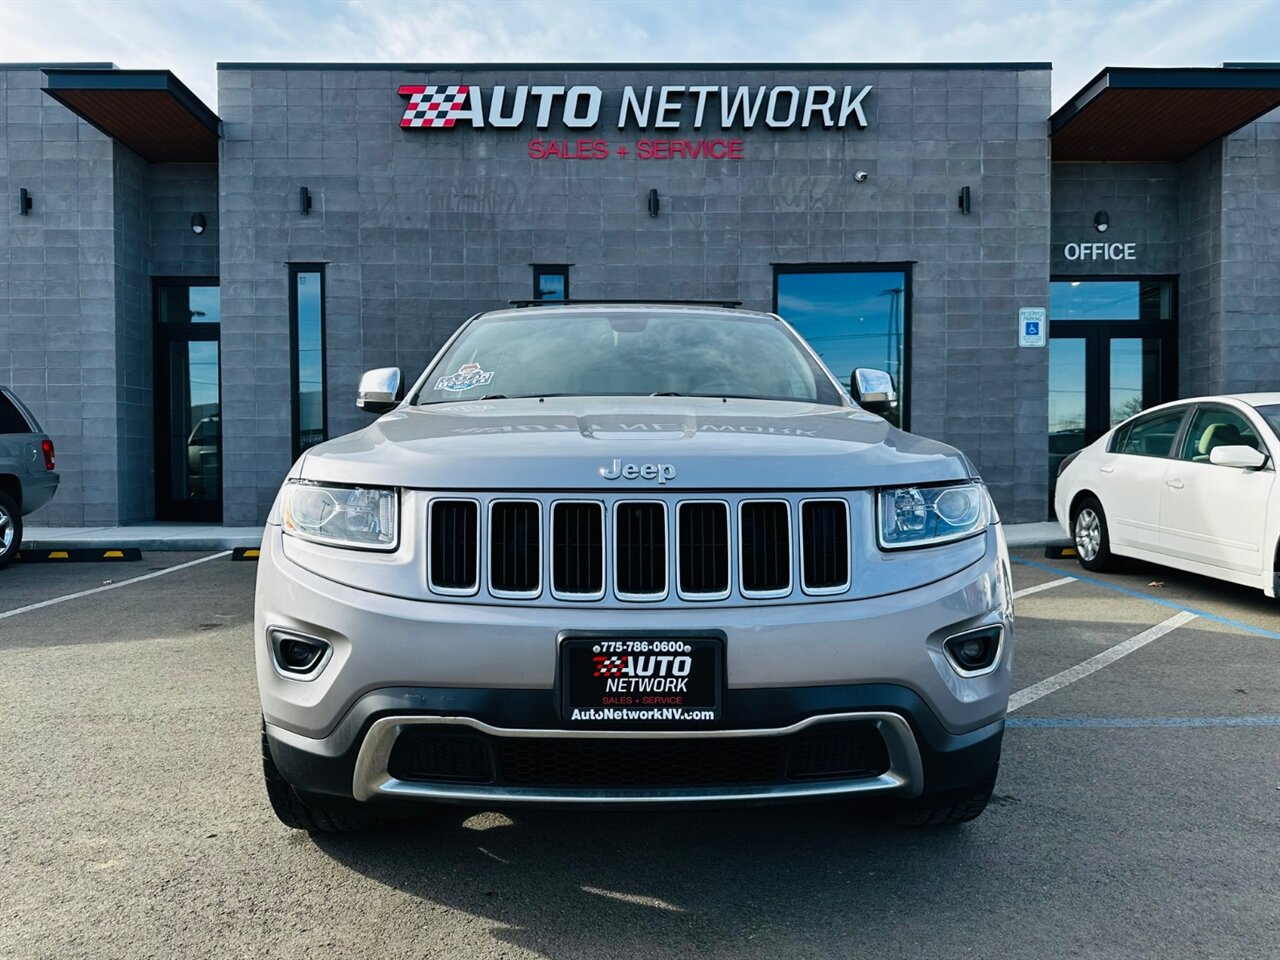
[281, 482, 398, 550]
[878, 482, 990, 549]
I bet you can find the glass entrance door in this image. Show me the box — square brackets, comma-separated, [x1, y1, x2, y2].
[1047, 279, 1177, 516]
[154, 280, 221, 522]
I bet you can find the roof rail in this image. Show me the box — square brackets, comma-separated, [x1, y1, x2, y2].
[506, 298, 743, 309]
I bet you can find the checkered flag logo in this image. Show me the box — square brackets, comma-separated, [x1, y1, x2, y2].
[593, 655, 628, 678]
[398, 84, 471, 128]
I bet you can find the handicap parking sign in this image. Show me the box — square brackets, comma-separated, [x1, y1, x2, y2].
[1018, 307, 1047, 347]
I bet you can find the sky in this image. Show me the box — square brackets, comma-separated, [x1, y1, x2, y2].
[0, 0, 1277, 111]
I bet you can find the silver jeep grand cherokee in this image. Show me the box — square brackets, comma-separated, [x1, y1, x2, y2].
[256, 302, 1013, 831]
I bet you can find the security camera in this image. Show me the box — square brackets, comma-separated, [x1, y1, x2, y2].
[854, 170, 869, 183]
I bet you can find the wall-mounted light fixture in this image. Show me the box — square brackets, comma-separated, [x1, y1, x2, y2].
[958, 185, 972, 215]
[647, 188, 660, 218]
[190, 212, 207, 235]
[18, 188, 32, 216]
[853, 170, 869, 183]
[299, 186, 313, 215]
[1094, 210, 1110, 233]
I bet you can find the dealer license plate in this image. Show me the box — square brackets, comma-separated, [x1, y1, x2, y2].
[560, 637, 723, 725]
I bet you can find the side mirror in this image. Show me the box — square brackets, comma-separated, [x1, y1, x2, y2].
[1208, 444, 1268, 470]
[357, 367, 403, 414]
[851, 367, 898, 418]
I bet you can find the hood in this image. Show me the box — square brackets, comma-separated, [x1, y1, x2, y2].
[300, 397, 975, 491]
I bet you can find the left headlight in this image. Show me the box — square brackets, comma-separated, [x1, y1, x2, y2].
[281, 481, 398, 551]
[878, 482, 990, 550]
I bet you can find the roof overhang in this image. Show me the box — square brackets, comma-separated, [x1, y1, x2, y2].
[1050, 65, 1280, 163]
[42, 69, 220, 163]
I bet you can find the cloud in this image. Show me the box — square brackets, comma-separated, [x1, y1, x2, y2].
[0, 0, 1276, 110]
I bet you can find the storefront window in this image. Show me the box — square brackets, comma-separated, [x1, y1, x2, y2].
[533, 265, 570, 301]
[775, 266, 909, 426]
[1049, 280, 1173, 322]
[290, 265, 327, 459]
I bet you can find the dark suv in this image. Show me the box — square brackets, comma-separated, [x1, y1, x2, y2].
[0, 387, 59, 567]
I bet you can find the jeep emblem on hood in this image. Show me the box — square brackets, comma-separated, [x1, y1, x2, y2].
[600, 459, 677, 484]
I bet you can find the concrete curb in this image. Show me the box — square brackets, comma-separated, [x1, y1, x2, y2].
[23, 526, 264, 552]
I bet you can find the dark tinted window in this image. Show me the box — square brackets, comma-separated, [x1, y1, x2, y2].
[1114, 408, 1186, 458]
[1179, 407, 1262, 462]
[533, 265, 569, 301]
[0, 393, 32, 434]
[291, 266, 326, 458]
[1257, 404, 1280, 438]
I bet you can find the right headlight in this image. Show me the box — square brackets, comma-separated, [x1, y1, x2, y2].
[281, 481, 399, 551]
[877, 482, 990, 550]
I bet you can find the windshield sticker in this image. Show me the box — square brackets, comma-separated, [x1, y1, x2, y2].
[434, 363, 494, 392]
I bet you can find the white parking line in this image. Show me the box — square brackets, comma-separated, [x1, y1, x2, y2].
[0, 551, 232, 622]
[1008, 610, 1198, 712]
[1012, 576, 1076, 600]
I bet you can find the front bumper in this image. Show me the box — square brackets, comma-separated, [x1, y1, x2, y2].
[265, 685, 1005, 806]
[256, 522, 1013, 805]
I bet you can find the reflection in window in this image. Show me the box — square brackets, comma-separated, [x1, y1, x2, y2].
[775, 267, 908, 426]
[1115, 409, 1186, 458]
[291, 266, 327, 459]
[533, 265, 570, 301]
[1049, 280, 1173, 322]
[156, 284, 221, 324]
[1109, 338, 1163, 426]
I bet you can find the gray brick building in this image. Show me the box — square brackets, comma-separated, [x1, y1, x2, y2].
[2, 61, 1278, 527]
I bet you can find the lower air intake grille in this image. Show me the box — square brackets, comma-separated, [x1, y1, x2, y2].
[801, 500, 850, 591]
[615, 502, 667, 597]
[388, 732, 494, 784]
[552, 501, 604, 597]
[429, 500, 478, 592]
[387, 724, 890, 788]
[739, 501, 791, 595]
[678, 501, 730, 597]
[490, 501, 540, 595]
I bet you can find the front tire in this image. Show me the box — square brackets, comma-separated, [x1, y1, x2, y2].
[261, 723, 381, 833]
[1072, 496, 1115, 572]
[891, 766, 998, 827]
[0, 492, 22, 568]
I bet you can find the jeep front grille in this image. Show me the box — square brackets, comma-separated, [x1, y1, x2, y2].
[677, 501, 730, 598]
[489, 500, 540, 597]
[551, 501, 605, 599]
[425, 493, 857, 603]
[739, 501, 791, 596]
[614, 501, 667, 599]
[429, 499, 478, 594]
[800, 499, 850, 593]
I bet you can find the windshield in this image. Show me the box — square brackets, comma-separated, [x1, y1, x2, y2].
[414, 310, 845, 406]
[1257, 404, 1280, 438]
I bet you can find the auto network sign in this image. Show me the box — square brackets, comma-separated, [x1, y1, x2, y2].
[398, 81, 873, 160]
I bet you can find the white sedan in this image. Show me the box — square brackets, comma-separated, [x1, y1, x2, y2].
[1055, 393, 1280, 598]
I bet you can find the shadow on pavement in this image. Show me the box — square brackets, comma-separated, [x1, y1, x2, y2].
[313, 802, 993, 958]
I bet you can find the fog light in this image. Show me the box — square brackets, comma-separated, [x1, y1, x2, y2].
[268, 629, 330, 676]
[943, 626, 1002, 676]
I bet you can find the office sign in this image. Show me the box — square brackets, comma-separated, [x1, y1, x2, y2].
[1062, 242, 1137, 261]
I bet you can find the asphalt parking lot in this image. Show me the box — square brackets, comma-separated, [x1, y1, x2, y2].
[1, 546, 1277, 959]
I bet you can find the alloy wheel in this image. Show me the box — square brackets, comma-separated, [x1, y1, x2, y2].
[1074, 508, 1101, 562]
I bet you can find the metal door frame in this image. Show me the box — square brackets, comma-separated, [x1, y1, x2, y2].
[152, 277, 222, 523]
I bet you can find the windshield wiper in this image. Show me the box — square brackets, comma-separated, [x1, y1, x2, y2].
[649, 391, 683, 397]
[478, 394, 508, 400]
